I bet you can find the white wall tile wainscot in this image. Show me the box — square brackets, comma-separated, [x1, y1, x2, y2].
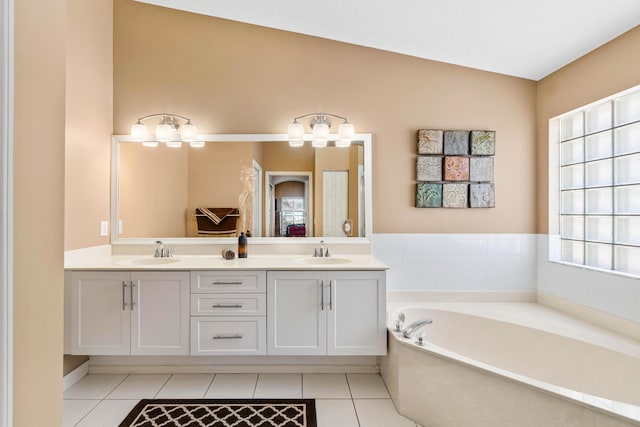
[371, 234, 537, 293]
[537, 234, 640, 325]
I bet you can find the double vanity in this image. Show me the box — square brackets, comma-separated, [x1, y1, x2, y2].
[64, 253, 387, 359]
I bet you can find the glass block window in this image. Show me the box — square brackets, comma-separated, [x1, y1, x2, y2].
[558, 88, 640, 275]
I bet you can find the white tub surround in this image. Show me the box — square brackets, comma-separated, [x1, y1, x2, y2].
[381, 303, 640, 426]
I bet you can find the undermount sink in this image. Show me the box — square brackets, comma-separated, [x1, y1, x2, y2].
[294, 257, 353, 265]
[118, 258, 181, 266]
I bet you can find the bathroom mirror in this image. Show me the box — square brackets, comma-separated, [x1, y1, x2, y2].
[110, 133, 372, 243]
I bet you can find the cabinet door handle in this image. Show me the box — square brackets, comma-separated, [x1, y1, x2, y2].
[212, 304, 243, 308]
[122, 282, 128, 310]
[212, 334, 243, 340]
[329, 280, 333, 310]
[212, 281, 243, 285]
[130, 281, 136, 310]
[320, 280, 324, 311]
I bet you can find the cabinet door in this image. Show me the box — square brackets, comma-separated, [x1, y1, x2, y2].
[71, 271, 131, 355]
[327, 271, 387, 355]
[131, 271, 190, 356]
[267, 271, 326, 355]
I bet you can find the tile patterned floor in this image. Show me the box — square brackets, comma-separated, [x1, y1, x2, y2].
[63, 373, 419, 427]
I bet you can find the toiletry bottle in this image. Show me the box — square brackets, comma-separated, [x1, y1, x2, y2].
[238, 232, 248, 258]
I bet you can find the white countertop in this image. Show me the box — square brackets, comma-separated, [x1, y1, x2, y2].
[64, 253, 389, 271]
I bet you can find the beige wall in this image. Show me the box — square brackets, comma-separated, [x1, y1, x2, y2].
[65, 0, 113, 250]
[14, 0, 66, 424]
[114, 0, 538, 234]
[187, 142, 253, 236]
[119, 143, 189, 237]
[536, 25, 640, 233]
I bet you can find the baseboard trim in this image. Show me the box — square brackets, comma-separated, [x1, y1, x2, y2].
[63, 360, 89, 391]
[89, 364, 379, 375]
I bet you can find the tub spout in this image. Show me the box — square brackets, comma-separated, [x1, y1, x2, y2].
[402, 318, 432, 338]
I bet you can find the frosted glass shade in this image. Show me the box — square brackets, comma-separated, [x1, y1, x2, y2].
[287, 121, 304, 145]
[312, 122, 329, 138]
[288, 139, 304, 147]
[165, 141, 182, 148]
[131, 123, 148, 142]
[155, 124, 174, 142]
[311, 139, 328, 148]
[336, 122, 355, 147]
[180, 123, 198, 142]
[189, 141, 205, 148]
[141, 141, 158, 148]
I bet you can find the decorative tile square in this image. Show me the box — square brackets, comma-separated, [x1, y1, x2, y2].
[443, 183, 468, 208]
[416, 156, 442, 181]
[470, 130, 496, 155]
[470, 183, 495, 208]
[444, 156, 469, 181]
[470, 157, 494, 182]
[417, 129, 443, 154]
[444, 130, 469, 155]
[416, 183, 442, 208]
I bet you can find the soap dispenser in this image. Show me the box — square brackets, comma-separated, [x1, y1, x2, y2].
[238, 232, 248, 258]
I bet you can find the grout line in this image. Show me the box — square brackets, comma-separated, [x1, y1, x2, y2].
[344, 373, 362, 426]
[103, 374, 129, 400]
[152, 374, 173, 399]
[202, 373, 216, 398]
[252, 373, 259, 398]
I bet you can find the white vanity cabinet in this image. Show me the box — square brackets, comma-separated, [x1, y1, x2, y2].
[190, 270, 267, 356]
[68, 271, 190, 356]
[267, 270, 386, 356]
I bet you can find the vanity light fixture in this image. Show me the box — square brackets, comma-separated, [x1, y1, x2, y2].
[130, 113, 202, 148]
[287, 113, 355, 148]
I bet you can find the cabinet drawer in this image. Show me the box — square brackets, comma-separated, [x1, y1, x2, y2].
[191, 317, 265, 355]
[191, 271, 266, 293]
[191, 294, 266, 316]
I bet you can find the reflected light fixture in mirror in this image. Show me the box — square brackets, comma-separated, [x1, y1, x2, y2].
[287, 113, 355, 148]
[131, 113, 203, 148]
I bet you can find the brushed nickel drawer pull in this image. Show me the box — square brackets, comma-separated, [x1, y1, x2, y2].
[212, 304, 243, 308]
[212, 334, 243, 340]
[122, 282, 128, 310]
[212, 281, 243, 285]
[320, 280, 324, 311]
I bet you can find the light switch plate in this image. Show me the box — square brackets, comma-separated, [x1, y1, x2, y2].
[100, 221, 108, 236]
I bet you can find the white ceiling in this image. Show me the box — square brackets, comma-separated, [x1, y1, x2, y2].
[135, 0, 640, 80]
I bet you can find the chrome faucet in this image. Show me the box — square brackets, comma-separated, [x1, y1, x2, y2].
[402, 318, 432, 338]
[313, 240, 330, 257]
[153, 240, 173, 258]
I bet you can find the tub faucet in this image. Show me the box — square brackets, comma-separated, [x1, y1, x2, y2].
[402, 318, 433, 338]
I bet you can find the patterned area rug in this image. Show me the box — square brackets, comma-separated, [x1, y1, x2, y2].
[119, 399, 317, 427]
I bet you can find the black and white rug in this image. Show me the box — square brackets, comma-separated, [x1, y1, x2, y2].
[119, 399, 317, 427]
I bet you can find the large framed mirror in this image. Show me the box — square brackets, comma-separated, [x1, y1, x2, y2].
[110, 134, 372, 243]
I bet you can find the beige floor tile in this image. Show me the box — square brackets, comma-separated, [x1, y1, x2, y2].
[75, 399, 139, 427]
[62, 400, 100, 427]
[315, 399, 359, 427]
[105, 374, 170, 399]
[254, 373, 301, 398]
[63, 374, 127, 400]
[354, 399, 416, 427]
[347, 373, 390, 398]
[156, 373, 214, 398]
[205, 373, 258, 398]
[303, 373, 351, 398]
